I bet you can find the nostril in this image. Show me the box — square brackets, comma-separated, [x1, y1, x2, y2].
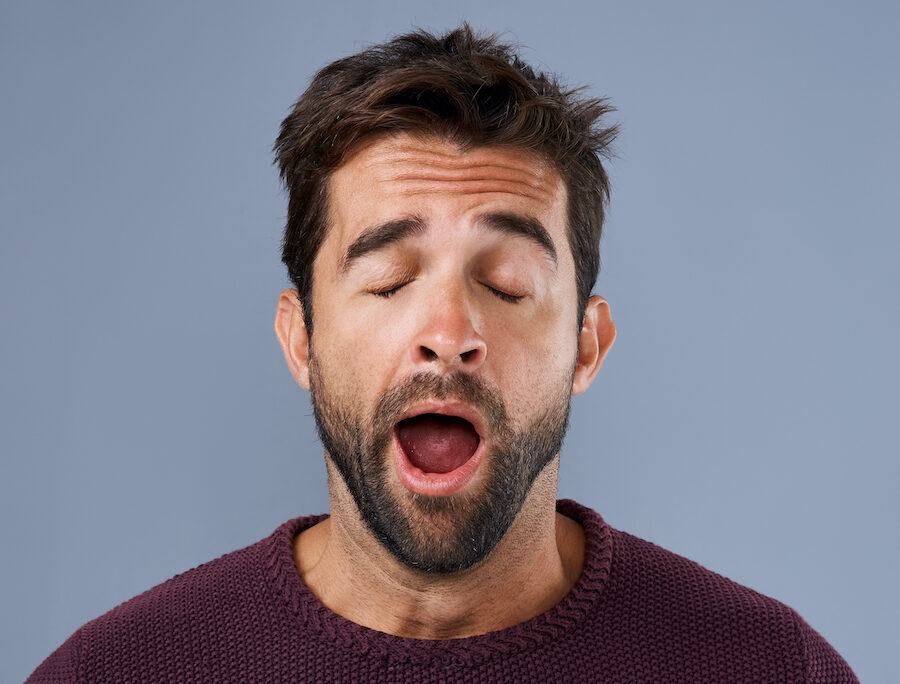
[460, 349, 479, 363]
[420, 346, 439, 362]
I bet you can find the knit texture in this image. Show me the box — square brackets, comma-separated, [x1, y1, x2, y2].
[28, 500, 857, 683]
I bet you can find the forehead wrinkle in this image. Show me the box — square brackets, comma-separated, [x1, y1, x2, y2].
[371, 143, 557, 178]
[375, 167, 559, 204]
[348, 136, 564, 205]
[389, 166, 547, 181]
[390, 181, 553, 203]
[380, 154, 547, 173]
[378, 140, 551, 168]
[382, 162, 554, 191]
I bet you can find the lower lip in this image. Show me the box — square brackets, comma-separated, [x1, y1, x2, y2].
[392, 431, 485, 497]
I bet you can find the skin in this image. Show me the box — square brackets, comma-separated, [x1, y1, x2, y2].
[274, 132, 615, 639]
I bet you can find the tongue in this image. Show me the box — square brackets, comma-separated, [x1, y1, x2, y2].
[397, 414, 480, 474]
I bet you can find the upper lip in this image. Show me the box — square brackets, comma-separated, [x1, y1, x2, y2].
[395, 400, 486, 440]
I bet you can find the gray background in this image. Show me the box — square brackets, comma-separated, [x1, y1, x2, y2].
[2, 1, 897, 681]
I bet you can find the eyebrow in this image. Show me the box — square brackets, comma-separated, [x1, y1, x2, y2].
[339, 211, 558, 273]
[340, 216, 427, 273]
[475, 212, 557, 267]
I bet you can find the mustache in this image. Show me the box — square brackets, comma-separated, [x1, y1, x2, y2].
[372, 371, 508, 435]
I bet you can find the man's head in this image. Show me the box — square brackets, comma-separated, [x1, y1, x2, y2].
[274, 26, 617, 574]
[274, 25, 617, 333]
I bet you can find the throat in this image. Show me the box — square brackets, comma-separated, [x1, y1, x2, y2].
[304, 462, 579, 639]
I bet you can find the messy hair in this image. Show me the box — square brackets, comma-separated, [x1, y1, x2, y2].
[275, 25, 617, 331]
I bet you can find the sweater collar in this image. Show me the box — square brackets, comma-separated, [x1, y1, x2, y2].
[266, 498, 612, 667]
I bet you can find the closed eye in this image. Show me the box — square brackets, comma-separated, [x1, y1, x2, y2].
[483, 283, 525, 303]
[371, 281, 411, 298]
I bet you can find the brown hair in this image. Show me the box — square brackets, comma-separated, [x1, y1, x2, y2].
[274, 25, 617, 332]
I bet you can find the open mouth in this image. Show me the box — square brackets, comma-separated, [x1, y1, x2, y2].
[396, 413, 481, 474]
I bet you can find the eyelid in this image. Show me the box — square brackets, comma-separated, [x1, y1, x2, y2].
[481, 282, 525, 303]
[373, 281, 524, 302]
[370, 279, 413, 298]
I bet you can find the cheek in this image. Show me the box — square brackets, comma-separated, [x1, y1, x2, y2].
[317, 308, 410, 389]
[485, 307, 578, 392]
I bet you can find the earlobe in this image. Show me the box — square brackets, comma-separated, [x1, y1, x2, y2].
[571, 295, 615, 396]
[274, 289, 311, 391]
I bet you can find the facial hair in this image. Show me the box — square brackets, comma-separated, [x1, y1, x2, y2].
[308, 362, 571, 574]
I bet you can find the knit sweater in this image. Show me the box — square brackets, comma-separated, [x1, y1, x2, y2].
[28, 500, 857, 683]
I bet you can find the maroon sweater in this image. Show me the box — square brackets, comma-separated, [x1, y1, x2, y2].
[29, 500, 856, 682]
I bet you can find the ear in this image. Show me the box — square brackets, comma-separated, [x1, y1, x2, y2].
[274, 289, 311, 391]
[571, 295, 615, 396]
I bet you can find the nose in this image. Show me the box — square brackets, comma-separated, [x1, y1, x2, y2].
[412, 289, 487, 371]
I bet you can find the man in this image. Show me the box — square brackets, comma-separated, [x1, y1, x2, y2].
[29, 26, 857, 683]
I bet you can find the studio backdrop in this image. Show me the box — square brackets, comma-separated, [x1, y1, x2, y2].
[2, 2, 897, 681]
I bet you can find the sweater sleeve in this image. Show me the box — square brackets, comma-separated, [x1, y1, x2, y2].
[26, 630, 81, 684]
[793, 612, 858, 683]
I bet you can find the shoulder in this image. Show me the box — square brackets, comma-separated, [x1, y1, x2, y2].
[27, 516, 315, 683]
[609, 527, 792, 620]
[559, 501, 855, 682]
[79, 520, 288, 640]
[604, 527, 858, 682]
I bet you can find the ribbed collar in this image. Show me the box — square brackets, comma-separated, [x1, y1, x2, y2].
[265, 499, 612, 667]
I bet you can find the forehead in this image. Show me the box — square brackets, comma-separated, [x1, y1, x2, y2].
[325, 133, 569, 247]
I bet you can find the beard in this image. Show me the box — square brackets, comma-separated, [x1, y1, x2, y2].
[308, 358, 572, 574]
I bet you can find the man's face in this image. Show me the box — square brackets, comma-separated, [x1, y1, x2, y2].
[298, 133, 595, 572]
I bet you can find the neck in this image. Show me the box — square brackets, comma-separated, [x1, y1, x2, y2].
[293, 459, 585, 639]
